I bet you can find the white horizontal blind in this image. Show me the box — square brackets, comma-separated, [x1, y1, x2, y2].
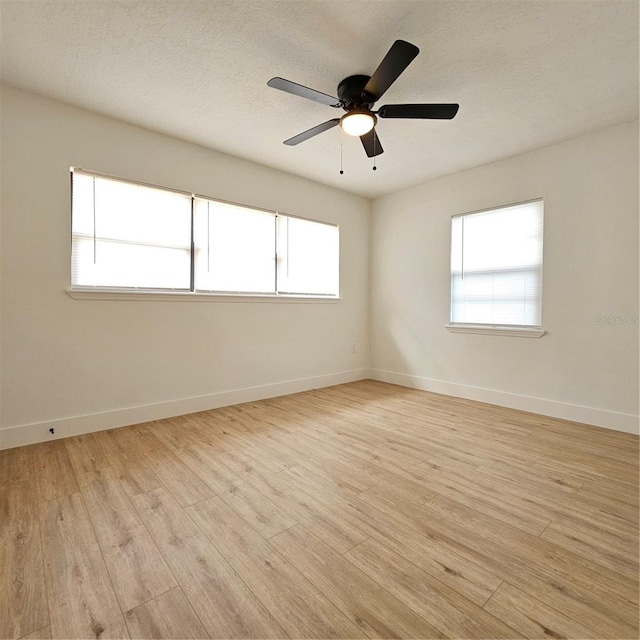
[451, 199, 543, 327]
[71, 172, 191, 289]
[194, 198, 276, 293]
[276, 215, 339, 296]
[71, 170, 340, 297]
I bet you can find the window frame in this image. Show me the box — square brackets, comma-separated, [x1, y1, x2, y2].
[68, 168, 341, 302]
[447, 198, 545, 338]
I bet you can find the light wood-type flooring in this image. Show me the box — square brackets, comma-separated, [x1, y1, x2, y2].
[1, 380, 638, 639]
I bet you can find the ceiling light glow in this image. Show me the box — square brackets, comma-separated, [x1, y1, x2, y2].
[340, 111, 376, 137]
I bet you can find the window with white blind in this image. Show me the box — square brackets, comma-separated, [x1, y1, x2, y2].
[449, 199, 544, 332]
[276, 215, 339, 296]
[70, 169, 339, 299]
[194, 199, 276, 294]
[71, 171, 192, 290]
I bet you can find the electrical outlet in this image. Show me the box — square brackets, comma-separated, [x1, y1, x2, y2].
[351, 343, 357, 354]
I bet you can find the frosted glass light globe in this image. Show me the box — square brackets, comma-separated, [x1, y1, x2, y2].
[340, 112, 376, 137]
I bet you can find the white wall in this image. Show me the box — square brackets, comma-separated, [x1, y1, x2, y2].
[2, 85, 637, 448]
[370, 121, 639, 433]
[0, 85, 370, 447]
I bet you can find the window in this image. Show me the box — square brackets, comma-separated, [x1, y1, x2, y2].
[450, 199, 543, 331]
[70, 170, 339, 298]
[71, 171, 192, 290]
[276, 215, 339, 295]
[194, 199, 276, 294]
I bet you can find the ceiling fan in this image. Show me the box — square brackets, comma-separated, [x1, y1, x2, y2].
[267, 40, 459, 158]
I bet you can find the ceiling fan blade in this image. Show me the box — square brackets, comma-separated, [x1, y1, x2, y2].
[363, 40, 419, 101]
[268, 77, 340, 107]
[283, 119, 340, 146]
[378, 103, 459, 119]
[360, 129, 384, 158]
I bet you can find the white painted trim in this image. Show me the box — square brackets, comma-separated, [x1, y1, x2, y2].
[67, 288, 340, 303]
[4, 367, 635, 449]
[0, 369, 369, 450]
[370, 368, 639, 435]
[446, 324, 545, 338]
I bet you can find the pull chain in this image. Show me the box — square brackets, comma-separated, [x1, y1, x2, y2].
[339, 128, 344, 175]
[372, 132, 377, 171]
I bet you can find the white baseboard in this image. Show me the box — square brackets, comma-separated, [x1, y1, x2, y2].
[0, 369, 369, 450]
[370, 368, 639, 435]
[3, 367, 636, 450]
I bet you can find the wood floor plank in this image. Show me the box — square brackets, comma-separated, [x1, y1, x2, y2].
[522, 425, 639, 465]
[205, 405, 259, 434]
[237, 432, 299, 473]
[540, 519, 639, 580]
[0, 446, 34, 483]
[147, 416, 208, 452]
[186, 496, 366, 639]
[345, 536, 520, 639]
[558, 485, 639, 524]
[349, 508, 502, 609]
[32, 441, 79, 504]
[270, 524, 446, 638]
[217, 448, 370, 553]
[532, 458, 638, 490]
[417, 461, 636, 538]
[40, 493, 128, 639]
[352, 486, 638, 636]
[270, 450, 373, 492]
[425, 494, 639, 610]
[291, 454, 376, 493]
[420, 455, 480, 476]
[64, 433, 111, 476]
[398, 423, 540, 469]
[163, 412, 242, 450]
[124, 587, 208, 639]
[94, 429, 163, 498]
[218, 478, 298, 538]
[19, 626, 51, 639]
[532, 454, 638, 486]
[270, 429, 382, 491]
[133, 434, 215, 507]
[381, 428, 489, 469]
[473, 458, 584, 494]
[275, 455, 503, 606]
[191, 412, 249, 449]
[302, 419, 427, 472]
[0, 480, 48, 639]
[132, 487, 284, 639]
[483, 582, 598, 639]
[77, 468, 177, 611]
[422, 495, 639, 638]
[410, 467, 552, 535]
[172, 444, 243, 494]
[578, 476, 639, 508]
[277, 464, 359, 500]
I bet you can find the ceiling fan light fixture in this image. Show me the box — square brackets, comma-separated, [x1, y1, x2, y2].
[340, 111, 376, 137]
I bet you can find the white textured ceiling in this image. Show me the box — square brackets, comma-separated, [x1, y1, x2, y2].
[1, 0, 638, 198]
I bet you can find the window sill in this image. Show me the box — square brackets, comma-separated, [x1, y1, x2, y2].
[66, 288, 341, 303]
[446, 324, 545, 338]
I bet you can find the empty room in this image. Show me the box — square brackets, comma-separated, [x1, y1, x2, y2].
[1, 1, 638, 639]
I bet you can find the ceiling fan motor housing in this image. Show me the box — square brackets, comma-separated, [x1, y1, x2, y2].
[337, 75, 375, 111]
